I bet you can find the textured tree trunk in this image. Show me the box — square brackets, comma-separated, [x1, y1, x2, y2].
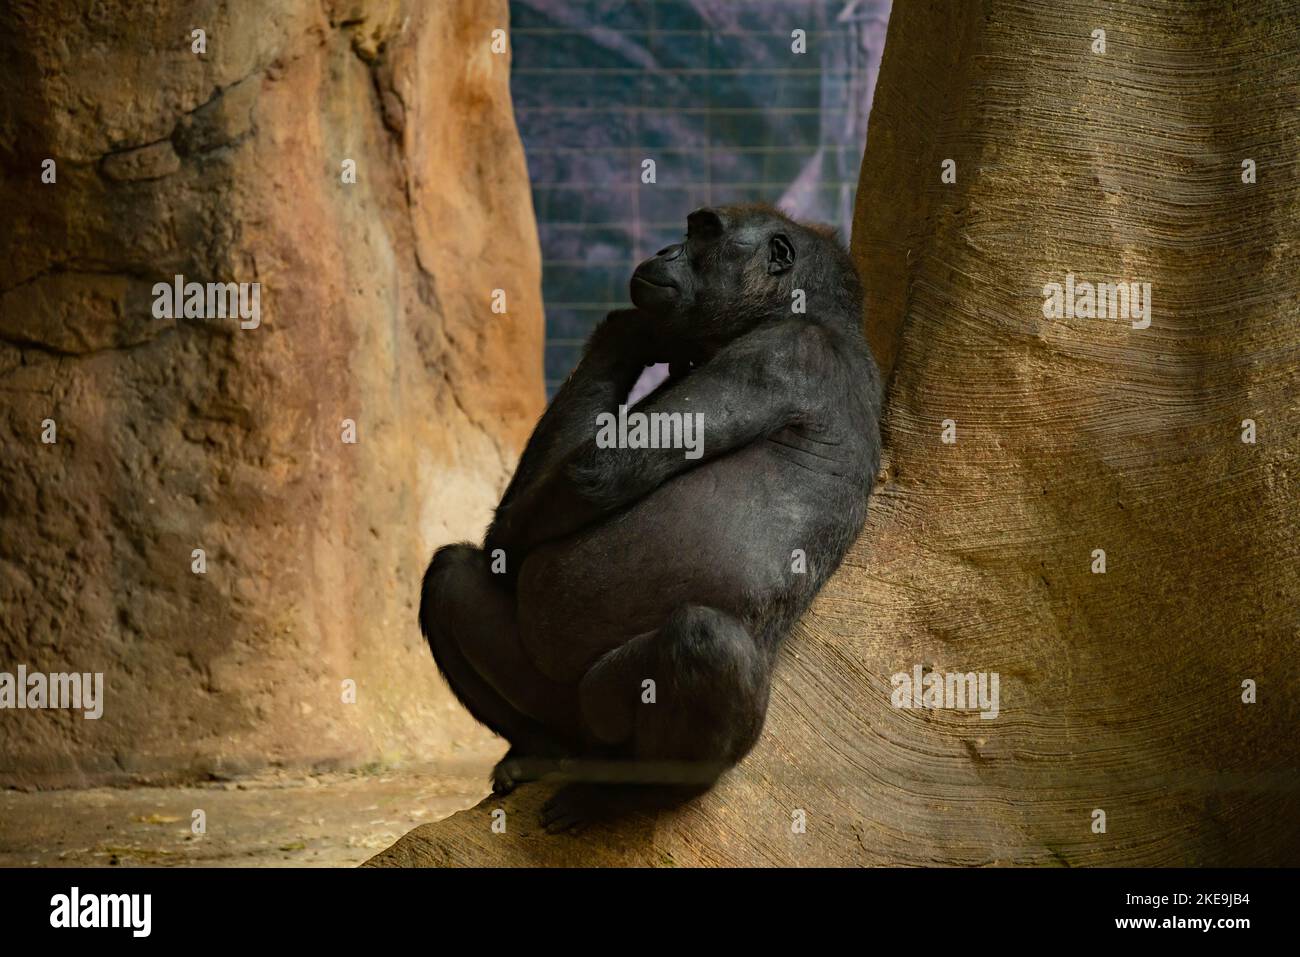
[369, 0, 1300, 867]
[0, 0, 541, 786]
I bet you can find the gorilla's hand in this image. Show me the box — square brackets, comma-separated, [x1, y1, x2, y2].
[488, 453, 602, 562]
[593, 307, 702, 369]
[586, 308, 654, 356]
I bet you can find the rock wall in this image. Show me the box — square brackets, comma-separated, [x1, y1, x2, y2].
[0, 0, 541, 786]
[370, 0, 1300, 867]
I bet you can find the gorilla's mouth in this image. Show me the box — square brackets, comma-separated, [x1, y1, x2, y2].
[633, 275, 676, 291]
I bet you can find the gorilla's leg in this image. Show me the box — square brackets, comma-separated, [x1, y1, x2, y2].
[419, 544, 581, 789]
[542, 605, 771, 832]
[582, 605, 770, 768]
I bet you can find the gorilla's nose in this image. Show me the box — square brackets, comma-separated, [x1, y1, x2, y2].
[655, 243, 684, 260]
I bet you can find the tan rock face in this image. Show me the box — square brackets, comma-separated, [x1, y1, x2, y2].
[0, 0, 541, 786]
[369, 0, 1300, 866]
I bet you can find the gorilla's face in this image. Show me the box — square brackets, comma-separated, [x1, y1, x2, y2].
[630, 207, 797, 342]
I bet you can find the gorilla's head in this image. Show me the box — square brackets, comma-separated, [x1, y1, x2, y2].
[629, 203, 860, 345]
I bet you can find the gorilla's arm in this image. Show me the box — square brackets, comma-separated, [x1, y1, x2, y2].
[486, 310, 659, 560]
[493, 321, 818, 556]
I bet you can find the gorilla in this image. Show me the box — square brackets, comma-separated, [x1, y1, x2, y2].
[420, 203, 881, 831]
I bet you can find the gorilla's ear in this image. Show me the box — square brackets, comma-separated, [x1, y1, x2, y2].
[768, 234, 795, 275]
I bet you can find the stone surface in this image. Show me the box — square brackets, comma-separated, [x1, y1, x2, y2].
[0, 760, 494, 867]
[0, 0, 540, 786]
[369, 0, 1300, 867]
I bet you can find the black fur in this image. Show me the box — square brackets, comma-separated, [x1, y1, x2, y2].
[419, 204, 881, 827]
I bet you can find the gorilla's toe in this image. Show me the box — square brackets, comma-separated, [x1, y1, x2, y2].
[540, 784, 599, 835]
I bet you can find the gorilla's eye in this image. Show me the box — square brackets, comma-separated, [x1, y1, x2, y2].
[686, 208, 726, 240]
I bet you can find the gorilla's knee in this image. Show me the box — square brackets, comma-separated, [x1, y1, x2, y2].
[426, 542, 482, 584]
[590, 605, 770, 776]
[418, 543, 482, 656]
[658, 606, 769, 764]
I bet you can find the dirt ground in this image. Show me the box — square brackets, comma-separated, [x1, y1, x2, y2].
[0, 757, 496, 867]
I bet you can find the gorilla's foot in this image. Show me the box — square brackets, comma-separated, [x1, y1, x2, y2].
[539, 780, 710, 836]
[490, 751, 524, 795]
[539, 783, 603, 835]
[490, 744, 586, 795]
